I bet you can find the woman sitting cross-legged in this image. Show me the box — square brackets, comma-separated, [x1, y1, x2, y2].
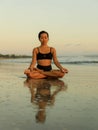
[24, 31, 68, 79]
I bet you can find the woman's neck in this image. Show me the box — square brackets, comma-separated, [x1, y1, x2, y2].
[40, 44, 48, 48]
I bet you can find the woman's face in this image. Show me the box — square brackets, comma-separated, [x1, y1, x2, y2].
[39, 33, 49, 44]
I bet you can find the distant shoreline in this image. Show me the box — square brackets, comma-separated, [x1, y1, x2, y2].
[0, 54, 31, 59]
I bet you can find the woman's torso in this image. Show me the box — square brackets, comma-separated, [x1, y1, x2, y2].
[36, 46, 53, 66]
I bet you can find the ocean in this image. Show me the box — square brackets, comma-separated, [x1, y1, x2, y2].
[0, 54, 98, 130]
[0, 54, 98, 65]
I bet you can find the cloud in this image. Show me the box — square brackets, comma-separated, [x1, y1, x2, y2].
[65, 43, 81, 47]
[74, 43, 81, 46]
[64, 43, 73, 46]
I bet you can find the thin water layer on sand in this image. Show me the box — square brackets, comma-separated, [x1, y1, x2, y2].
[0, 61, 98, 130]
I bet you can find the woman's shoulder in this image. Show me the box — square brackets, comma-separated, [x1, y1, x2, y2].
[50, 46, 55, 50]
[50, 46, 56, 51]
[50, 47, 56, 54]
[32, 47, 39, 53]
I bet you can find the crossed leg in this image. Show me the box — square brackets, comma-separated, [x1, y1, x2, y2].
[41, 70, 65, 78]
[24, 69, 47, 79]
[24, 69, 65, 79]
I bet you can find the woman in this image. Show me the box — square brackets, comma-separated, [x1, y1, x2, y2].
[24, 31, 68, 79]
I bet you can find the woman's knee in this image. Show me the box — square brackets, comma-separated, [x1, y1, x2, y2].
[53, 71, 65, 78]
[58, 72, 65, 78]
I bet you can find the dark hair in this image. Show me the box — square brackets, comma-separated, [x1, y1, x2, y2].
[38, 31, 49, 39]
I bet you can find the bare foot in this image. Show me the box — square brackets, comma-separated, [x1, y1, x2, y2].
[34, 68, 44, 73]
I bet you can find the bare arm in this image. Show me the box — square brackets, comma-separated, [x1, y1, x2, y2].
[52, 48, 68, 73]
[29, 48, 37, 71]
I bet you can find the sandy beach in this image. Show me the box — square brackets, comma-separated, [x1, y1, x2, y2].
[0, 59, 98, 130]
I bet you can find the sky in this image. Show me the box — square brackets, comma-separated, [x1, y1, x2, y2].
[0, 0, 98, 56]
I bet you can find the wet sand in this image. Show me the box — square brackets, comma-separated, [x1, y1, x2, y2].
[0, 61, 98, 130]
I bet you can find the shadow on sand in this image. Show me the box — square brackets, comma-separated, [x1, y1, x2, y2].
[24, 78, 68, 123]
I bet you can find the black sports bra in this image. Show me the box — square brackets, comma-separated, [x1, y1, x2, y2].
[37, 47, 53, 60]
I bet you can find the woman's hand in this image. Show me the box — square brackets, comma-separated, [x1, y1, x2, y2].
[24, 69, 31, 74]
[60, 67, 68, 73]
[28, 67, 34, 72]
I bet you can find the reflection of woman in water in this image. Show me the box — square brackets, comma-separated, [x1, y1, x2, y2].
[24, 78, 67, 123]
